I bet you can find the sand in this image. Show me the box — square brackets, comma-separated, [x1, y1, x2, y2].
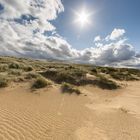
[0, 81, 140, 140]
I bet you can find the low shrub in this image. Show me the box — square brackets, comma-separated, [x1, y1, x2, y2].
[95, 76, 119, 90]
[0, 78, 8, 88]
[14, 77, 24, 82]
[40, 68, 86, 85]
[8, 70, 22, 76]
[110, 72, 138, 81]
[91, 68, 98, 73]
[32, 77, 52, 89]
[9, 62, 20, 69]
[23, 66, 33, 72]
[61, 82, 82, 95]
[0, 64, 9, 72]
[25, 72, 39, 79]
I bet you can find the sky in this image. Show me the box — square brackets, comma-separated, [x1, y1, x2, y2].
[53, 0, 140, 51]
[0, 0, 140, 68]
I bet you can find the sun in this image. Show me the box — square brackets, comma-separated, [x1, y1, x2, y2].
[77, 11, 89, 27]
[74, 9, 91, 28]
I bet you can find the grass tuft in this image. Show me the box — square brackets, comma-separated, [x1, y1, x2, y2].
[0, 64, 8, 72]
[40, 68, 87, 85]
[32, 77, 52, 89]
[8, 70, 22, 76]
[95, 76, 119, 90]
[23, 66, 33, 72]
[61, 82, 82, 95]
[0, 78, 8, 88]
[110, 72, 138, 81]
[25, 72, 40, 80]
[9, 62, 20, 69]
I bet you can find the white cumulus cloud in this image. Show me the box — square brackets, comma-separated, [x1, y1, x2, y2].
[106, 28, 126, 41]
[94, 35, 101, 42]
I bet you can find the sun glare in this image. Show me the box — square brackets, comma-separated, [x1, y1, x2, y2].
[74, 9, 92, 28]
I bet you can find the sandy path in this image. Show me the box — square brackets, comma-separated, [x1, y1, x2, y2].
[0, 82, 140, 140]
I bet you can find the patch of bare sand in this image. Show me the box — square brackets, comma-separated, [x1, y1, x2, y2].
[1, 81, 140, 140]
[78, 81, 140, 140]
[0, 83, 89, 140]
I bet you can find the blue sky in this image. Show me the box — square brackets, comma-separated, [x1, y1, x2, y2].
[52, 0, 140, 51]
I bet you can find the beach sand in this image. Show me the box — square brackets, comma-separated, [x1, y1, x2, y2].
[0, 81, 140, 140]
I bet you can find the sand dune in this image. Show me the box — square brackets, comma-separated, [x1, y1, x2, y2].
[79, 81, 140, 140]
[0, 83, 89, 140]
[0, 82, 140, 140]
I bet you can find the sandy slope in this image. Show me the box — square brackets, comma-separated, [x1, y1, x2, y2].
[78, 81, 140, 140]
[0, 82, 140, 140]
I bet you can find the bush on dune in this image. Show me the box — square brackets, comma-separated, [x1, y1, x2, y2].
[9, 62, 20, 69]
[0, 78, 8, 88]
[32, 77, 52, 89]
[40, 67, 120, 89]
[40, 68, 87, 85]
[90, 66, 140, 81]
[95, 76, 119, 90]
[8, 70, 22, 76]
[25, 72, 40, 80]
[23, 66, 33, 72]
[61, 82, 82, 95]
[110, 72, 139, 81]
[0, 64, 9, 72]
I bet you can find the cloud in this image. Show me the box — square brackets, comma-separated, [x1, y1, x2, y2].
[0, 0, 64, 19]
[91, 43, 135, 65]
[79, 32, 137, 68]
[76, 28, 138, 67]
[106, 28, 125, 41]
[0, 21, 78, 60]
[0, 0, 64, 33]
[0, 1, 139, 68]
[95, 43, 103, 47]
[94, 35, 101, 42]
[75, 42, 135, 65]
[0, 0, 65, 56]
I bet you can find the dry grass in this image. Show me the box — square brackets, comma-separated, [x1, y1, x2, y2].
[95, 75, 120, 90]
[0, 78, 8, 88]
[0, 56, 140, 90]
[61, 82, 82, 95]
[32, 77, 52, 89]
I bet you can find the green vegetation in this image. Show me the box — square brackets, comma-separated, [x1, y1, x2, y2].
[25, 72, 39, 80]
[23, 66, 33, 72]
[40, 67, 120, 89]
[61, 82, 82, 95]
[39, 66, 99, 86]
[110, 72, 138, 81]
[95, 76, 119, 89]
[8, 69, 22, 76]
[0, 78, 8, 88]
[0, 56, 140, 90]
[9, 62, 20, 69]
[93, 66, 140, 81]
[40, 67, 87, 85]
[0, 64, 8, 72]
[32, 77, 52, 89]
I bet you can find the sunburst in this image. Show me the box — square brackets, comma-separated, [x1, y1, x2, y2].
[74, 9, 92, 28]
